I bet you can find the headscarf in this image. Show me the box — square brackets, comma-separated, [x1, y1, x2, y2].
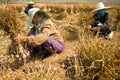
[97, 9, 106, 17]
[35, 18, 47, 35]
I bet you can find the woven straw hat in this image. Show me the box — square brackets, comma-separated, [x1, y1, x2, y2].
[92, 2, 112, 12]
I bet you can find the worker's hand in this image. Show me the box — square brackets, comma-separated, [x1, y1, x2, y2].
[97, 23, 102, 26]
[13, 34, 27, 44]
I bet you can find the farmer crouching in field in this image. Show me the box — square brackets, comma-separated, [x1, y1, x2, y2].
[24, 1, 34, 15]
[14, 8, 64, 58]
[87, 2, 114, 39]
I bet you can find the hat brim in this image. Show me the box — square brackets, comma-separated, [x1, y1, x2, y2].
[28, 2, 34, 4]
[26, 13, 35, 27]
[29, 3, 34, 5]
[26, 10, 50, 27]
[26, 8, 40, 27]
[36, 10, 50, 19]
[26, 17, 33, 27]
[92, 7, 112, 12]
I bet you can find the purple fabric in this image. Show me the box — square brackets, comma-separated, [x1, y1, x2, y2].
[28, 29, 35, 36]
[28, 30, 64, 54]
[43, 37, 64, 53]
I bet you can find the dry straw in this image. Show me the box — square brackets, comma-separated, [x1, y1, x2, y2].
[0, 4, 29, 63]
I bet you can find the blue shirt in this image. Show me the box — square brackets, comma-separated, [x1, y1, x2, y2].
[24, 6, 33, 15]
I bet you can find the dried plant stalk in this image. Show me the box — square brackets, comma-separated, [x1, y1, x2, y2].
[0, 4, 30, 62]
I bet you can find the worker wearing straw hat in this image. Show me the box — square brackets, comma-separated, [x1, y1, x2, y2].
[87, 2, 114, 39]
[14, 8, 64, 58]
[24, 1, 34, 15]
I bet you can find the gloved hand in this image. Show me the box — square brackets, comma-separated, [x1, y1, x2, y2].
[97, 23, 102, 26]
[92, 21, 102, 27]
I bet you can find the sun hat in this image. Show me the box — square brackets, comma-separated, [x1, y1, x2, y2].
[92, 2, 112, 12]
[26, 8, 50, 27]
[29, 1, 34, 5]
[26, 8, 40, 27]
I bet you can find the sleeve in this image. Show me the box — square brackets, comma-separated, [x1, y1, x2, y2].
[24, 7, 28, 14]
[91, 14, 100, 27]
[24, 6, 31, 15]
[103, 13, 112, 27]
[26, 24, 52, 46]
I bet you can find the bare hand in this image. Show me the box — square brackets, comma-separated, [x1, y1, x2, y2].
[13, 34, 26, 44]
